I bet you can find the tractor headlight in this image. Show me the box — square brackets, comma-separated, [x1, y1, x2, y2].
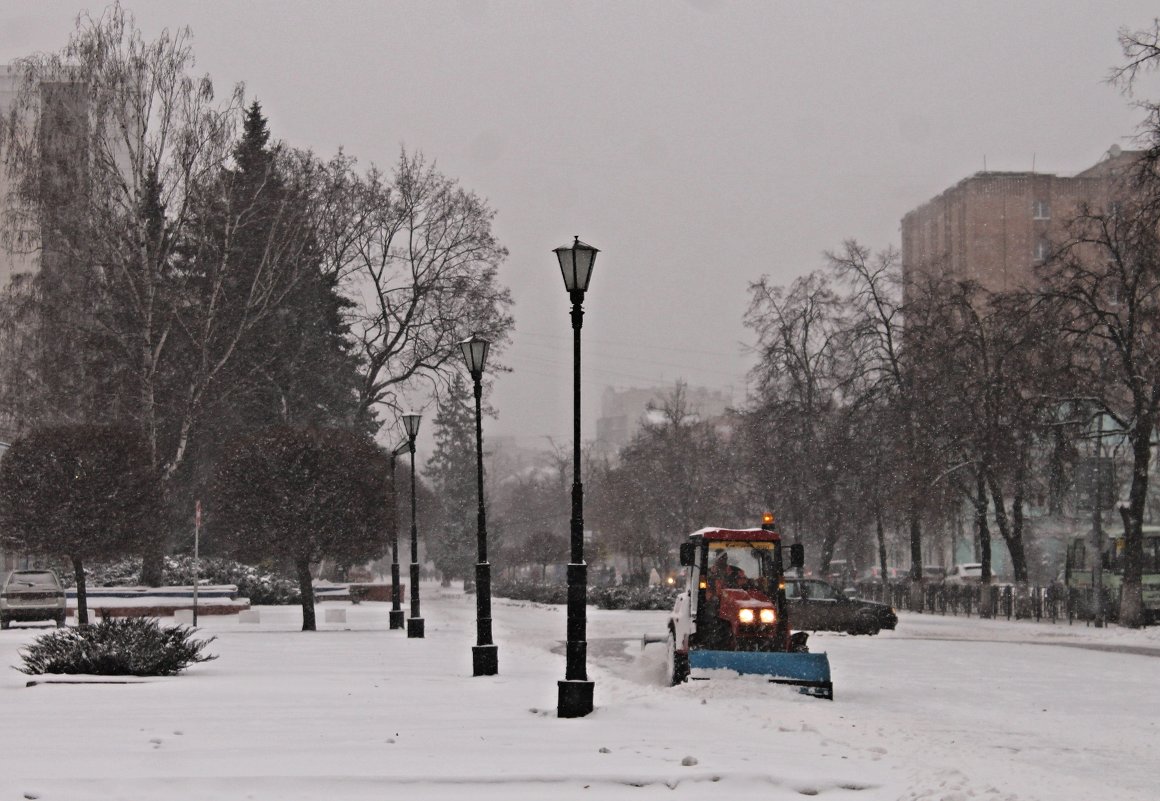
[738, 608, 755, 624]
[759, 608, 775, 624]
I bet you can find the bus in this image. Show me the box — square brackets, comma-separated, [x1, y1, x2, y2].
[1065, 526, 1160, 624]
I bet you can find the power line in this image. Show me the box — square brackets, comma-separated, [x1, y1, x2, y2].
[514, 328, 747, 359]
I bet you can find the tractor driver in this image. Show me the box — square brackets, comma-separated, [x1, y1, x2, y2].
[707, 549, 748, 592]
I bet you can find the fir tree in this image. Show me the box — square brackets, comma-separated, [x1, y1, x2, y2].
[424, 374, 480, 584]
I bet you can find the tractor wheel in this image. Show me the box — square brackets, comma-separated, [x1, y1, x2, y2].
[666, 630, 689, 686]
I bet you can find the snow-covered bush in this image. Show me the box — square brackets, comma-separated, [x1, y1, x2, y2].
[493, 580, 568, 605]
[17, 618, 217, 676]
[588, 585, 679, 610]
[75, 557, 302, 605]
[493, 580, 678, 610]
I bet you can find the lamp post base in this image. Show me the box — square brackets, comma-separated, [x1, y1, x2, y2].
[472, 644, 498, 676]
[407, 617, 425, 638]
[557, 679, 594, 718]
[389, 609, 405, 630]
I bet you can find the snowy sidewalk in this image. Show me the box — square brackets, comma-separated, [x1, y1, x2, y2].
[0, 583, 1155, 800]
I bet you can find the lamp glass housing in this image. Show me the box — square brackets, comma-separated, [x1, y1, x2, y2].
[554, 237, 599, 293]
[459, 333, 491, 377]
[402, 412, 422, 440]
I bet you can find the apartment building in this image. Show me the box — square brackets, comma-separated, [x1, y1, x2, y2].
[0, 65, 33, 290]
[594, 383, 734, 455]
[900, 146, 1139, 292]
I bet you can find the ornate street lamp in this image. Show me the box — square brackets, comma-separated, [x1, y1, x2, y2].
[388, 439, 410, 630]
[459, 333, 498, 676]
[553, 235, 599, 718]
[402, 411, 424, 638]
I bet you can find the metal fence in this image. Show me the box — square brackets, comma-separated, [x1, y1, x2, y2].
[856, 582, 1115, 624]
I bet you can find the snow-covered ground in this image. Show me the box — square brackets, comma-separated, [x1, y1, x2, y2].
[0, 583, 1156, 801]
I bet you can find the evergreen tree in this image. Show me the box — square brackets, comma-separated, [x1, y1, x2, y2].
[204, 101, 364, 433]
[0, 424, 163, 625]
[210, 426, 389, 631]
[423, 374, 479, 584]
[176, 102, 367, 559]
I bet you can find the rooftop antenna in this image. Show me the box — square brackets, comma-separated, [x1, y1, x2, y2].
[983, 155, 987, 172]
[1032, 153, 1036, 173]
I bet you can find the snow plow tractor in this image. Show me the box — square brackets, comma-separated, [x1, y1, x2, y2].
[658, 520, 833, 699]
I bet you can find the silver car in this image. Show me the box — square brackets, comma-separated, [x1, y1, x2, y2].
[0, 570, 67, 629]
[945, 563, 984, 585]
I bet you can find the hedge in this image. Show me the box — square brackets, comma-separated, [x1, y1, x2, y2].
[493, 580, 678, 610]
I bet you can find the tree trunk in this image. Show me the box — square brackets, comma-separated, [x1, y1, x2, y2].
[72, 555, 88, 626]
[820, 514, 840, 575]
[875, 504, 889, 580]
[908, 505, 923, 611]
[1009, 488, 1029, 582]
[1119, 404, 1154, 628]
[986, 470, 1029, 583]
[975, 470, 993, 618]
[140, 546, 164, 587]
[296, 557, 316, 632]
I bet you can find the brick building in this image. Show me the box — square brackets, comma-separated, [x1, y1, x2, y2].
[900, 146, 1139, 292]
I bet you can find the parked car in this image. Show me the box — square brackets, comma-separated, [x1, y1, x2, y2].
[945, 563, 984, 585]
[921, 564, 947, 584]
[784, 577, 898, 635]
[0, 569, 67, 629]
[855, 565, 905, 587]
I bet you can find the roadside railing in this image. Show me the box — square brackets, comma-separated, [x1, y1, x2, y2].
[856, 581, 1116, 624]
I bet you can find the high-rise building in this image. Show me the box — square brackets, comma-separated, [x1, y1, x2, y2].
[0, 65, 36, 290]
[901, 146, 1139, 292]
[595, 382, 734, 454]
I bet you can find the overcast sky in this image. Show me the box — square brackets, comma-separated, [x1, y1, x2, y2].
[3, 1, 1159, 449]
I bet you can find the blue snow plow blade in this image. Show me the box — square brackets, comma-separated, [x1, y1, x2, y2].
[688, 650, 833, 700]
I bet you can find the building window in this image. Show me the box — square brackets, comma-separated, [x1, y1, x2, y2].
[1034, 239, 1051, 262]
[1033, 199, 1050, 220]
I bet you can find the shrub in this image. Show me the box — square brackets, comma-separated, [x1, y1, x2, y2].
[164, 556, 302, 606]
[17, 617, 217, 676]
[589, 584, 679, 610]
[77, 557, 302, 606]
[493, 580, 568, 605]
[493, 580, 679, 610]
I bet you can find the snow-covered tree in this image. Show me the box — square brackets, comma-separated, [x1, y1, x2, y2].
[209, 426, 389, 631]
[0, 424, 163, 625]
[423, 374, 479, 584]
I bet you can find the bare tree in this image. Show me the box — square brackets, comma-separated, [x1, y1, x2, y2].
[592, 384, 745, 578]
[319, 150, 514, 425]
[743, 271, 847, 558]
[1041, 196, 1160, 627]
[915, 278, 1073, 584]
[828, 241, 940, 594]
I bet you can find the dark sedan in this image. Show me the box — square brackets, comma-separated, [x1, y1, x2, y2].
[784, 577, 897, 635]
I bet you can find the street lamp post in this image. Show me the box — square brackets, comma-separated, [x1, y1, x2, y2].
[388, 440, 410, 630]
[554, 236, 599, 718]
[460, 333, 498, 676]
[403, 412, 424, 639]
